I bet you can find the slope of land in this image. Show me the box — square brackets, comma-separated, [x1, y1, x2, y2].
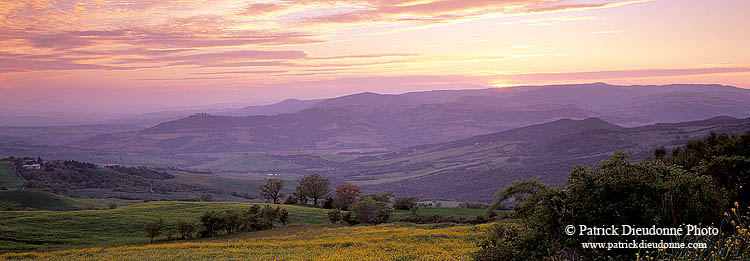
[0, 190, 138, 211]
[0, 202, 329, 252]
[184, 116, 750, 202]
[0, 161, 22, 189]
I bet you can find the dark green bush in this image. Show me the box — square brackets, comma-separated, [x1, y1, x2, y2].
[351, 197, 391, 224]
[328, 209, 342, 224]
[393, 197, 416, 210]
[342, 211, 359, 225]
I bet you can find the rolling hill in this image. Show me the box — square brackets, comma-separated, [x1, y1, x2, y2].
[353, 116, 750, 201]
[71, 83, 750, 154]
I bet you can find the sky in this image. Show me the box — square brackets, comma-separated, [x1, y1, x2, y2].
[0, 0, 748, 118]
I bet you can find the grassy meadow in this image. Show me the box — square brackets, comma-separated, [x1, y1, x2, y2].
[0, 190, 140, 211]
[0, 162, 22, 189]
[0, 202, 329, 252]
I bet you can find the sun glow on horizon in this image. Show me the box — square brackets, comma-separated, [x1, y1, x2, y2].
[0, 0, 748, 114]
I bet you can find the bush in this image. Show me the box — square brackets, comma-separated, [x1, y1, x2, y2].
[392, 214, 493, 224]
[351, 197, 391, 224]
[279, 208, 289, 225]
[342, 211, 359, 225]
[107, 201, 117, 209]
[177, 220, 196, 239]
[284, 195, 297, 205]
[328, 209, 342, 224]
[478, 152, 726, 260]
[457, 201, 487, 209]
[322, 197, 334, 209]
[144, 218, 166, 243]
[393, 197, 416, 210]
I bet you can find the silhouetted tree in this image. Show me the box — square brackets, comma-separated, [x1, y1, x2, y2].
[333, 184, 362, 210]
[295, 174, 330, 205]
[144, 218, 166, 243]
[258, 178, 284, 204]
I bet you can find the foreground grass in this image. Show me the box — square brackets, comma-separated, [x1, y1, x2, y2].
[0, 223, 490, 260]
[0, 201, 328, 252]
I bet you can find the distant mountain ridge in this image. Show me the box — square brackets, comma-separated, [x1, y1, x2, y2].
[352, 116, 750, 201]
[71, 83, 750, 154]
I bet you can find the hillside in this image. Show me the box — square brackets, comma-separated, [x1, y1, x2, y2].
[0, 190, 138, 211]
[0, 202, 329, 252]
[178, 116, 750, 202]
[354, 116, 750, 201]
[71, 83, 750, 154]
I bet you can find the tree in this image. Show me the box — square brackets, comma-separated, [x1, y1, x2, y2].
[352, 197, 391, 224]
[144, 218, 166, 243]
[199, 211, 223, 238]
[333, 184, 362, 210]
[258, 179, 285, 204]
[295, 174, 330, 206]
[177, 220, 196, 239]
[221, 210, 241, 234]
[200, 193, 213, 202]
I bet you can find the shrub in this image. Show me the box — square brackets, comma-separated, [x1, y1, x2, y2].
[393, 197, 416, 210]
[279, 208, 289, 225]
[107, 201, 117, 209]
[342, 211, 359, 225]
[328, 209, 342, 224]
[322, 197, 334, 209]
[392, 214, 493, 225]
[177, 220, 196, 239]
[284, 195, 297, 205]
[144, 218, 166, 243]
[457, 201, 487, 209]
[352, 197, 391, 224]
[478, 152, 726, 260]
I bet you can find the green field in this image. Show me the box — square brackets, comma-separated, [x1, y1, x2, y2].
[0, 202, 329, 252]
[190, 154, 301, 172]
[393, 207, 510, 218]
[0, 190, 139, 211]
[0, 162, 23, 189]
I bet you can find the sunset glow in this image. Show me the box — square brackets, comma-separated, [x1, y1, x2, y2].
[1, 0, 748, 115]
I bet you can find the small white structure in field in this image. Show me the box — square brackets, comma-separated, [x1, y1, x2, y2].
[22, 164, 41, 170]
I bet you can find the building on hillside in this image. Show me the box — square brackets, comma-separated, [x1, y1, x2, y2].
[22, 164, 41, 170]
[102, 164, 121, 168]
